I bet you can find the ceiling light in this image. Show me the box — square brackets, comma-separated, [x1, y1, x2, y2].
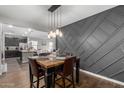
[55, 29, 60, 35]
[28, 28, 32, 32]
[8, 25, 13, 28]
[22, 34, 25, 36]
[5, 32, 13, 35]
[24, 31, 28, 35]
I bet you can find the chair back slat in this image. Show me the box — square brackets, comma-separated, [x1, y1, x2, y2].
[63, 56, 76, 76]
[29, 58, 39, 76]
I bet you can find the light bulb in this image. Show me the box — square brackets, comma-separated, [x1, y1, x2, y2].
[24, 31, 28, 35]
[50, 31, 53, 34]
[59, 31, 63, 37]
[55, 29, 60, 35]
[28, 28, 32, 32]
[49, 31, 53, 37]
[8, 25, 13, 28]
[51, 32, 54, 37]
[48, 34, 51, 39]
[53, 32, 56, 38]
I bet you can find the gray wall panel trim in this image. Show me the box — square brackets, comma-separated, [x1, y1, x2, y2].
[85, 18, 124, 67]
[98, 57, 124, 77]
[110, 69, 124, 78]
[58, 38, 67, 51]
[83, 23, 122, 65]
[81, 39, 102, 61]
[96, 27, 110, 38]
[68, 22, 87, 37]
[75, 16, 98, 51]
[83, 27, 116, 62]
[76, 11, 110, 50]
[87, 23, 124, 68]
[106, 18, 119, 28]
[98, 56, 124, 75]
[57, 38, 65, 49]
[58, 38, 68, 50]
[106, 7, 124, 26]
[77, 10, 112, 51]
[97, 50, 124, 74]
[76, 13, 112, 58]
[91, 32, 104, 44]
[57, 6, 124, 82]
[83, 41, 100, 59]
[58, 35, 75, 53]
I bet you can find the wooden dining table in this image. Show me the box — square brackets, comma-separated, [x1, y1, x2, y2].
[28, 56, 80, 88]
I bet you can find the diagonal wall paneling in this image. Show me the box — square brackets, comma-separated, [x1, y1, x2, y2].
[57, 6, 124, 82]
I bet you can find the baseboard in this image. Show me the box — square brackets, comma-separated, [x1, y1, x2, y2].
[78, 68, 124, 86]
[0, 65, 2, 75]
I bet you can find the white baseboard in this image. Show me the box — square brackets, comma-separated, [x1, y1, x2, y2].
[78, 68, 124, 86]
[0, 63, 7, 75]
[0, 65, 2, 75]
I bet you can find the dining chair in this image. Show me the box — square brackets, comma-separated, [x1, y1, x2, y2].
[39, 53, 50, 56]
[28, 58, 45, 88]
[55, 56, 76, 88]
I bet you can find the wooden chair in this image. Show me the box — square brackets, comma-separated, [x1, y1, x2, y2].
[28, 58, 45, 88]
[55, 56, 76, 88]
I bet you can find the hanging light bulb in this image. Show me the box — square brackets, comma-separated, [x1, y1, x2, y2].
[53, 32, 56, 38]
[55, 28, 60, 35]
[59, 31, 63, 37]
[48, 33, 51, 39]
[52, 32, 55, 38]
[49, 31, 53, 37]
[50, 31, 53, 34]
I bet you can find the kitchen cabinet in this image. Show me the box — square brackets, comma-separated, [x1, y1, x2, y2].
[5, 37, 27, 46]
[5, 50, 21, 58]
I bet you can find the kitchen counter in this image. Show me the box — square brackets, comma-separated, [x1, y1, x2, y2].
[5, 50, 20, 58]
[20, 50, 36, 63]
[20, 50, 35, 53]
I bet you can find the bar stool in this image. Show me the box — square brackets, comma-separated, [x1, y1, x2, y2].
[28, 58, 45, 88]
[55, 56, 76, 88]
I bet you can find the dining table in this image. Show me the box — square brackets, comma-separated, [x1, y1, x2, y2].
[28, 56, 80, 88]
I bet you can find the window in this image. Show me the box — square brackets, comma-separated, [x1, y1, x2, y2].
[48, 42, 53, 52]
[30, 40, 38, 50]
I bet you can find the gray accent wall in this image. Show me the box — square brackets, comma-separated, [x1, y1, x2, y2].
[57, 5, 124, 82]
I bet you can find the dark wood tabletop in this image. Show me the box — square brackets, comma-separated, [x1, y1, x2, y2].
[36, 59, 64, 69]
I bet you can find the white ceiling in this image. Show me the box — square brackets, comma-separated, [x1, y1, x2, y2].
[3, 24, 48, 39]
[0, 5, 117, 32]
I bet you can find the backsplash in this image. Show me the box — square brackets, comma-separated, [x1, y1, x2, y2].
[5, 46, 19, 51]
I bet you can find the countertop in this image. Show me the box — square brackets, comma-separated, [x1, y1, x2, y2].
[19, 50, 36, 53]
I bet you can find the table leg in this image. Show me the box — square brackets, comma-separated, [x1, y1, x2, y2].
[29, 64, 33, 88]
[76, 61, 80, 83]
[44, 68, 54, 88]
[52, 72, 55, 88]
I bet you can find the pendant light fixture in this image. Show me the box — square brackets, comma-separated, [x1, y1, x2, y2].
[58, 6, 63, 37]
[55, 7, 60, 36]
[48, 5, 63, 39]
